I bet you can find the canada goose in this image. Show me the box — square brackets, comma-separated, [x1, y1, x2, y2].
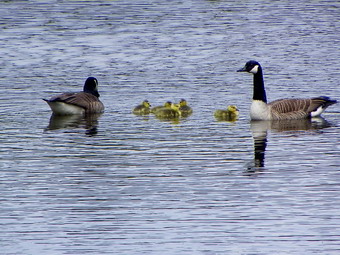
[151, 101, 172, 114]
[154, 103, 181, 119]
[43, 77, 104, 115]
[133, 100, 151, 115]
[237, 60, 337, 120]
[178, 99, 193, 116]
[214, 105, 239, 121]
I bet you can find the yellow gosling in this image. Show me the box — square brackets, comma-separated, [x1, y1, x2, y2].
[178, 99, 193, 117]
[155, 103, 181, 119]
[133, 100, 151, 115]
[214, 105, 239, 121]
[151, 101, 172, 114]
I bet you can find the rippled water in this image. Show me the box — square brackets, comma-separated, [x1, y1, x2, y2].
[1, 0, 340, 254]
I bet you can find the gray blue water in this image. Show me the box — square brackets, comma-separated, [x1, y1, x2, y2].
[0, 0, 339, 254]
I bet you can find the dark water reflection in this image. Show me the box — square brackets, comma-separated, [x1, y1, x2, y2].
[247, 117, 334, 173]
[45, 113, 102, 136]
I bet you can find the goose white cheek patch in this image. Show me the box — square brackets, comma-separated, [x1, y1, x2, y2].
[311, 106, 324, 117]
[249, 65, 259, 74]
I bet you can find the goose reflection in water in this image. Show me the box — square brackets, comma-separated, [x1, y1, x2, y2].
[246, 117, 332, 174]
[44, 113, 102, 136]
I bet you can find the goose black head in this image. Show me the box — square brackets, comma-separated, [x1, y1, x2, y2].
[83, 77, 100, 97]
[237, 60, 261, 74]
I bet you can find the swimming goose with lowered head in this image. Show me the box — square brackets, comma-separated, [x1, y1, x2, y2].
[44, 77, 104, 115]
[237, 60, 337, 120]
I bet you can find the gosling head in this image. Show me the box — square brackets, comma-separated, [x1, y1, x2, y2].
[171, 103, 180, 111]
[237, 60, 261, 74]
[142, 100, 151, 108]
[179, 99, 188, 107]
[164, 101, 172, 108]
[227, 105, 239, 114]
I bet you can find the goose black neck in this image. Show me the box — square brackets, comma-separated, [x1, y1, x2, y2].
[84, 89, 100, 98]
[253, 68, 267, 103]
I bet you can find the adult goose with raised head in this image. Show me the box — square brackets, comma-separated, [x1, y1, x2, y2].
[237, 60, 337, 120]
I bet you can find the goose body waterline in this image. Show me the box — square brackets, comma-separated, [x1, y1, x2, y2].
[43, 77, 104, 115]
[237, 61, 337, 120]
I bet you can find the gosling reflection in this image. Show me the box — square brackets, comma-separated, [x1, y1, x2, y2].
[45, 113, 102, 136]
[246, 117, 332, 174]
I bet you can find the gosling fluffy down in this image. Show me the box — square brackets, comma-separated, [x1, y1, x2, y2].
[178, 99, 193, 117]
[214, 105, 239, 121]
[151, 101, 172, 114]
[133, 100, 151, 115]
[154, 103, 181, 119]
